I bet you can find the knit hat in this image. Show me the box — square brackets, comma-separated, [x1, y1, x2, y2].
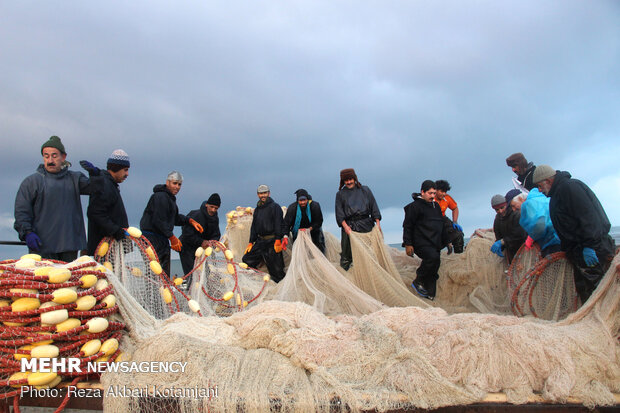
[491, 194, 507, 208]
[295, 188, 309, 201]
[532, 165, 556, 184]
[505, 189, 521, 205]
[206, 193, 221, 207]
[41, 135, 66, 154]
[107, 149, 130, 167]
[506, 153, 527, 168]
[257, 184, 270, 193]
[339, 168, 359, 189]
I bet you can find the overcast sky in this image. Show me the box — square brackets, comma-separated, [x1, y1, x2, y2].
[1, 1, 619, 258]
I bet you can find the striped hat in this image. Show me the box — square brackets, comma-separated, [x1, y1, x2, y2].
[107, 149, 130, 167]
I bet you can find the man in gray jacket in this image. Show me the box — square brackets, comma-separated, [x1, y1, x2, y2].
[14, 136, 93, 261]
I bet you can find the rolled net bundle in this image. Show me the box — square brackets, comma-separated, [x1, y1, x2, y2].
[271, 231, 385, 316]
[0, 254, 125, 410]
[221, 207, 254, 261]
[348, 227, 429, 308]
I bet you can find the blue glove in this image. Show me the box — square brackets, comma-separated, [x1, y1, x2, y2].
[582, 247, 599, 267]
[491, 240, 504, 257]
[79, 160, 100, 176]
[25, 232, 42, 251]
[452, 222, 463, 232]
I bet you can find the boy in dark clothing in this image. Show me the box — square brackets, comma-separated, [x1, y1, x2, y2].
[283, 189, 325, 253]
[403, 180, 445, 300]
[81, 149, 130, 256]
[491, 193, 527, 264]
[179, 193, 222, 279]
[242, 185, 286, 282]
[140, 171, 203, 278]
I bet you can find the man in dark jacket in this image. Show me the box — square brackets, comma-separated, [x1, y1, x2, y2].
[534, 165, 615, 303]
[335, 168, 381, 271]
[282, 189, 325, 253]
[506, 152, 537, 192]
[14, 136, 93, 261]
[242, 185, 286, 282]
[140, 171, 204, 278]
[403, 180, 445, 300]
[179, 193, 222, 278]
[81, 149, 130, 256]
[491, 193, 527, 264]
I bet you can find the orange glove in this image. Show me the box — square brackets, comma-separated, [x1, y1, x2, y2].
[169, 235, 182, 252]
[274, 239, 283, 253]
[244, 243, 254, 254]
[189, 218, 204, 233]
[281, 237, 289, 251]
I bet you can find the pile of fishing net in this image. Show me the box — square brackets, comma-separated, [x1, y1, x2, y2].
[0, 253, 124, 409]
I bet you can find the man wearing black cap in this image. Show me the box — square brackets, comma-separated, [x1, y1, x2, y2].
[533, 165, 615, 303]
[506, 152, 537, 192]
[335, 168, 381, 270]
[80, 149, 131, 256]
[179, 194, 222, 278]
[14, 136, 94, 261]
[242, 185, 286, 282]
[283, 189, 325, 253]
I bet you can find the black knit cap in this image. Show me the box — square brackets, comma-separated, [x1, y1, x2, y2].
[206, 193, 221, 207]
[505, 189, 521, 205]
[41, 136, 66, 154]
[295, 188, 309, 201]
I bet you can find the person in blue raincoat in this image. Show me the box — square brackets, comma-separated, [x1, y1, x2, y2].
[518, 188, 561, 257]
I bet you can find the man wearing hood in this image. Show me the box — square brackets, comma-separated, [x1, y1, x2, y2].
[242, 185, 286, 282]
[283, 189, 325, 253]
[140, 171, 204, 278]
[179, 193, 222, 280]
[335, 168, 382, 271]
[533, 165, 615, 303]
[491, 192, 527, 264]
[80, 149, 131, 256]
[403, 180, 445, 300]
[506, 152, 537, 192]
[14, 136, 94, 261]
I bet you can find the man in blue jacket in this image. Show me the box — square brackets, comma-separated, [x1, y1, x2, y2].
[14, 136, 93, 261]
[533, 165, 615, 303]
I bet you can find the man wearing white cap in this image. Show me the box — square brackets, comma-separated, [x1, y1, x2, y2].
[533, 165, 615, 303]
[80, 149, 131, 255]
[242, 185, 286, 282]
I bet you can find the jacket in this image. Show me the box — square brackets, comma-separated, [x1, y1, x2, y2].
[519, 188, 560, 251]
[179, 203, 221, 251]
[548, 170, 613, 256]
[87, 171, 128, 255]
[140, 184, 189, 238]
[14, 164, 91, 254]
[249, 197, 284, 243]
[518, 162, 537, 191]
[402, 193, 444, 249]
[493, 206, 527, 256]
[283, 200, 323, 239]
[335, 185, 381, 233]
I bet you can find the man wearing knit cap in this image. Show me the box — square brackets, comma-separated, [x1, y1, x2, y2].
[179, 194, 222, 281]
[242, 185, 286, 282]
[283, 188, 325, 253]
[80, 149, 131, 256]
[14, 135, 94, 261]
[506, 152, 537, 192]
[140, 171, 204, 279]
[490, 193, 527, 264]
[533, 165, 615, 303]
[335, 168, 381, 270]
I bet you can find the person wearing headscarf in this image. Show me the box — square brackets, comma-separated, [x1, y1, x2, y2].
[14, 136, 94, 261]
[283, 188, 325, 253]
[335, 168, 381, 271]
[179, 193, 222, 280]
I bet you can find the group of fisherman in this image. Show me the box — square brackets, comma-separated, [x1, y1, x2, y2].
[13, 136, 616, 306]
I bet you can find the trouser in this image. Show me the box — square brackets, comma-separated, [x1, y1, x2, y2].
[144, 232, 172, 280]
[180, 246, 198, 283]
[340, 229, 352, 270]
[441, 216, 464, 253]
[242, 238, 285, 282]
[566, 240, 614, 304]
[293, 230, 326, 254]
[414, 245, 441, 297]
[38, 251, 79, 262]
